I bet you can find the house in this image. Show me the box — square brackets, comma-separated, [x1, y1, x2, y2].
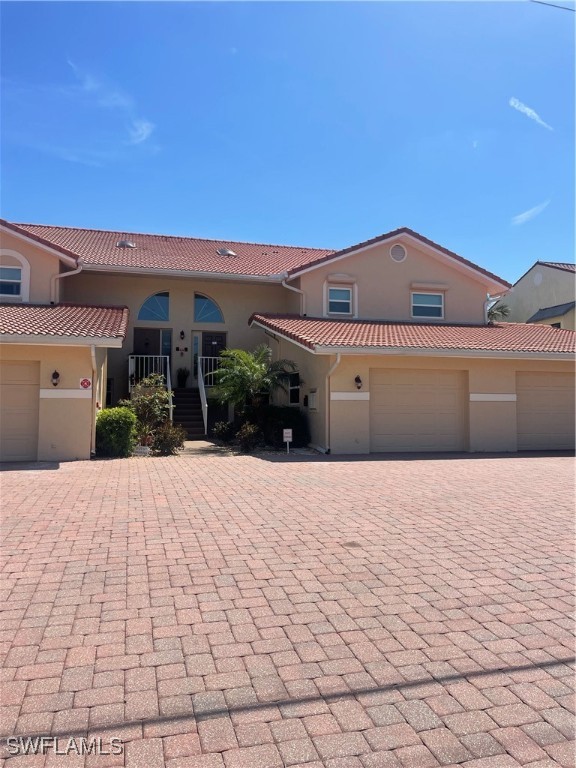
[504, 261, 576, 329]
[1, 219, 574, 461]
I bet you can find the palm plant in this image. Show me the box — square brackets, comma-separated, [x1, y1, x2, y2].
[211, 344, 297, 410]
[487, 302, 511, 323]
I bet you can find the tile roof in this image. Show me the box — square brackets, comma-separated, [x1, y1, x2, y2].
[250, 313, 576, 355]
[0, 303, 129, 341]
[4, 220, 509, 287]
[7, 221, 333, 278]
[527, 301, 576, 323]
[538, 262, 576, 273]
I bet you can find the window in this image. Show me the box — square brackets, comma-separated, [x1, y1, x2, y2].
[0, 266, 22, 297]
[288, 373, 300, 405]
[328, 286, 352, 314]
[194, 294, 224, 323]
[138, 292, 169, 321]
[412, 292, 444, 319]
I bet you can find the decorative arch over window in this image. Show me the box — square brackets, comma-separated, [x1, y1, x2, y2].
[0, 249, 30, 302]
[194, 293, 224, 323]
[138, 291, 169, 321]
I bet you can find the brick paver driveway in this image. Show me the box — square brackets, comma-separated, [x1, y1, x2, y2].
[1, 452, 574, 768]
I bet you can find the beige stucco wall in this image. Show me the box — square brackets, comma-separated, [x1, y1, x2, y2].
[506, 265, 575, 324]
[0, 230, 68, 304]
[65, 272, 291, 401]
[297, 238, 493, 324]
[0, 344, 97, 461]
[296, 351, 574, 454]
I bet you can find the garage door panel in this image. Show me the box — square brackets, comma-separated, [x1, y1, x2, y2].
[517, 372, 575, 450]
[0, 362, 40, 461]
[370, 369, 467, 452]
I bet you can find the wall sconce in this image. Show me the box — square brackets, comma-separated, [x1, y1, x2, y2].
[51, 370, 61, 387]
[179, 330, 185, 340]
[354, 375, 362, 390]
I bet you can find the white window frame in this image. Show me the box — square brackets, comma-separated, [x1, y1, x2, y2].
[0, 250, 30, 302]
[411, 291, 444, 320]
[326, 284, 353, 316]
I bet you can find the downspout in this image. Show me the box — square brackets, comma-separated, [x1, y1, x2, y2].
[324, 353, 341, 454]
[281, 273, 306, 316]
[90, 345, 97, 456]
[50, 259, 84, 303]
[484, 289, 511, 324]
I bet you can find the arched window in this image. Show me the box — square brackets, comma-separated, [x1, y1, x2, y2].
[138, 292, 169, 321]
[194, 293, 224, 323]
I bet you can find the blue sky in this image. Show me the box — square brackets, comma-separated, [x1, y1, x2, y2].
[1, 1, 574, 283]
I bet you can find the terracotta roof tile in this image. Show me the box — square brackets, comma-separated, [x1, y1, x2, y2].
[0, 303, 129, 341]
[250, 313, 576, 355]
[8, 222, 333, 278]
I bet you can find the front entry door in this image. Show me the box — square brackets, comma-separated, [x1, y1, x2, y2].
[201, 333, 227, 385]
[202, 332, 227, 358]
[134, 328, 161, 355]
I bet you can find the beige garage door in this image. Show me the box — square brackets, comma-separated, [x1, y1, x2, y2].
[516, 372, 575, 450]
[370, 369, 468, 452]
[0, 361, 40, 461]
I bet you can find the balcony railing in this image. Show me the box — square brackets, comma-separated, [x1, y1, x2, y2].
[128, 355, 173, 421]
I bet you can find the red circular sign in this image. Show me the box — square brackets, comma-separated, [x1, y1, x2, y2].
[80, 378, 92, 389]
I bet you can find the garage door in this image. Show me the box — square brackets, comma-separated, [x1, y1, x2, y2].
[370, 369, 468, 452]
[0, 361, 40, 461]
[516, 372, 575, 450]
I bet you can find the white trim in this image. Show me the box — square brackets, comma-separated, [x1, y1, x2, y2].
[84, 263, 284, 283]
[40, 389, 93, 399]
[0, 249, 30, 302]
[331, 391, 370, 401]
[289, 232, 509, 291]
[0, 225, 77, 267]
[0, 334, 124, 347]
[324, 282, 354, 317]
[470, 393, 517, 402]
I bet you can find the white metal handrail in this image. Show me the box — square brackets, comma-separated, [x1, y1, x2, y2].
[128, 355, 173, 421]
[198, 356, 221, 387]
[197, 363, 208, 435]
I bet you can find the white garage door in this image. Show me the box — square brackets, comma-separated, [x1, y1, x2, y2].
[516, 372, 575, 451]
[370, 369, 468, 452]
[0, 361, 40, 461]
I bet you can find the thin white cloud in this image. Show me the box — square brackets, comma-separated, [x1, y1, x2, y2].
[67, 59, 153, 144]
[509, 97, 553, 131]
[511, 199, 550, 226]
[127, 119, 155, 145]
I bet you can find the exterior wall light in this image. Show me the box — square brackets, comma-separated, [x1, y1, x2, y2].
[355, 375, 362, 390]
[51, 370, 61, 387]
[179, 330, 185, 340]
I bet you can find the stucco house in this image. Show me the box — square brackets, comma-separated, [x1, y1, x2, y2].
[1, 218, 574, 462]
[504, 261, 576, 330]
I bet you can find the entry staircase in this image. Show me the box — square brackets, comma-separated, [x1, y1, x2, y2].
[172, 389, 205, 440]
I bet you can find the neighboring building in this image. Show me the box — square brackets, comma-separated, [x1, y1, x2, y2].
[505, 261, 576, 329]
[1, 219, 574, 461]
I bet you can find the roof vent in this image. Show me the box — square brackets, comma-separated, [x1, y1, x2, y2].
[116, 240, 136, 249]
[216, 247, 237, 257]
[390, 244, 407, 262]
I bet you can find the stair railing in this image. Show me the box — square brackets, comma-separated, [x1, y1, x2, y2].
[197, 363, 208, 435]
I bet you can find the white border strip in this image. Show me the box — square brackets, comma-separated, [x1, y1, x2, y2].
[331, 392, 370, 401]
[469, 393, 517, 402]
[40, 389, 93, 399]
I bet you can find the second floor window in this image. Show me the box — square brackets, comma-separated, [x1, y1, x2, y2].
[0, 266, 22, 297]
[328, 286, 352, 315]
[138, 292, 169, 321]
[412, 292, 444, 319]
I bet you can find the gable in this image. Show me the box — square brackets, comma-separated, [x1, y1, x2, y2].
[0, 229, 70, 304]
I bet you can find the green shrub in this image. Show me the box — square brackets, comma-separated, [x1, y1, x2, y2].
[119, 373, 172, 446]
[236, 422, 262, 453]
[96, 407, 137, 457]
[212, 420, 236, 444]
[150, 422, 186, 456]
[250, 405, 310, 448]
